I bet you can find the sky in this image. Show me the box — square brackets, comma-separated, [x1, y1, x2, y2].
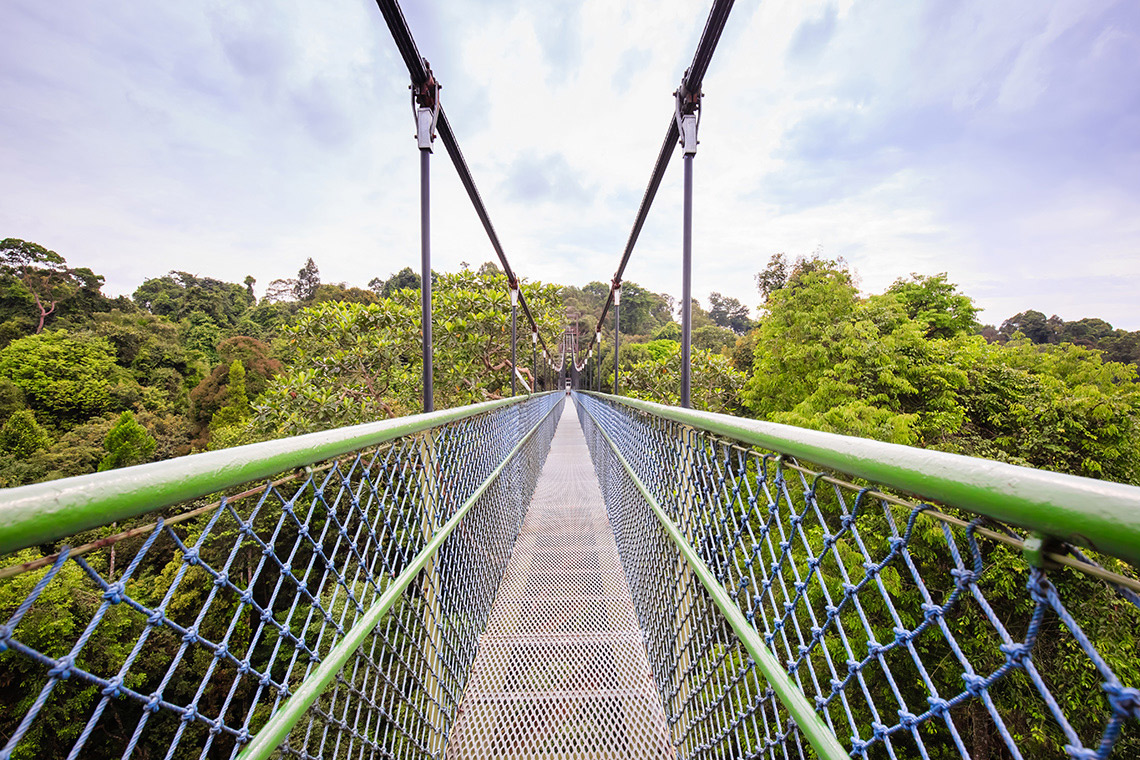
[2, 0, 1138, 329]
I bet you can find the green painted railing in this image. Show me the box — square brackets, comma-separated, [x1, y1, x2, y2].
[575, 391, 1140, 760]
[0, 396, 526, 556]
[607, 394, 1140, 568]
[0, 393, 564, 760]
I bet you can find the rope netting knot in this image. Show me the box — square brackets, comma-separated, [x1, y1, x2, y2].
[0, 394, 563, 760]
[576, 392, 1140, 760]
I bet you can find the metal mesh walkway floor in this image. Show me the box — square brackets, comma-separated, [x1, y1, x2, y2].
[446, 402, 674, 759]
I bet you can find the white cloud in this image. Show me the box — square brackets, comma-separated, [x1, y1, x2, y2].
[1, 0, 1137, 330]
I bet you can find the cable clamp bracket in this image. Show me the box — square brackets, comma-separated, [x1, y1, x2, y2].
[412, 60, 442, 151]
[674, 70, 702, 156]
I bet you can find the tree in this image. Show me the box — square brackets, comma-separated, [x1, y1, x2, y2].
[0, 377, 26, 421]
[617, 283, 672, 336]
[0, 238, 76, 333]
[692, 324, 736, 353]
[263, 278, 298, 303]
[619, 341, 745, 414]
[755, 253, 788, 301]
[373, 267, 421, 297]
[258, 271, 565, 434]
[86, 309, 206, 414]
[0, 331, 126, 429]
[886, 273, 979, 339]
[208, 360, 253, 447]
[189, 337, 280, 442]
[707, 292, 753, 334]
[998, 310, 1057, 344]
[243, 275, 256, 300]
[311, 283, 378, 305]
[0, 410, 52, 457]
[742, 265, 969, 446]
[98, 410, 156, 470]
[133, 271, 252, 328]
[294, 258, 320, 302]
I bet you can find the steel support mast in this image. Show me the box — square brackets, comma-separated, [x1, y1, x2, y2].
[414, 67, 440, 413]
[676, 77, 700, 408]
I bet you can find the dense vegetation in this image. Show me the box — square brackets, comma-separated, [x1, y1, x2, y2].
[1, 237, 1138, 757]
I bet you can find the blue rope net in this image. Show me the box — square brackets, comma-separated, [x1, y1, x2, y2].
[575, 393, 1140, 760]
[0, 394, 562, 760]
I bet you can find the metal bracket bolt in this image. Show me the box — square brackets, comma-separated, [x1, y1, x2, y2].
[674, 70, 702, 156]
[412, 60, 441, 151]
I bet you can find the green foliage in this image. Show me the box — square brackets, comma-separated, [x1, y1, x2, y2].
[371, 266, 421, 297]
[98, 411, 156, 471]
[754, 252, 788, 301]
[207, 360, 255, 450]
[294, 258, 321, 302]
[189, 337, 279, 436]
[953, 338, 1140, 481]
[707, 291, 753, 334]
[311, 283, 376, 304]
[562, 281, 672, 338]
[132, 271, 253, 329]
[86, 309, 205, 414]
[0, 330, 127, 429]
[0, 239, 117, 338]
[0, 377, 26, 421]
[618, 341, 745, 413]
[742, 261, 1140, 483]
[258, 271, 565, 435]
[887, 273, 979, 338]
[692, 324, 737, 353]
[0, 410, 52, 457]
[651, 321, 681, 342]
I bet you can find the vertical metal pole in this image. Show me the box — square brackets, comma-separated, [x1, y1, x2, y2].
[681, 152, 693, 408]
[595, 332, 602, 392]
[613, 287, 621, 396]
[531, 332, 537, 395]
[420, 147, 433, 413]
[510, 287, 518, 396]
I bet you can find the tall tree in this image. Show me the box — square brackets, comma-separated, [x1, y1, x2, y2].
[886, 273, 979, 338]
[0, 331, 126, 428]
[707, 292, 752, 334]
[754, 253, 788, 301]
[0, 238, 75, 333]
[98, 410, 156, 471]
[294, 258, 320, 302]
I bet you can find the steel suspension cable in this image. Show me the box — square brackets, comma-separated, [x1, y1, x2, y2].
[586, 0, 736, 358]
[373, 0, 553, 358]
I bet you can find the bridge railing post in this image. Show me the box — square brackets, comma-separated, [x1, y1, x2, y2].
[416, 428, 446, 755]
[672, 423, 700, 755]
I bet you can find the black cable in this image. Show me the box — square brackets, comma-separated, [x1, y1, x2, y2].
[588, 0, 736, 354]
[372, 0, 552, 357]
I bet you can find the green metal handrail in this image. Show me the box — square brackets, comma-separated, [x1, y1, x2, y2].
[237, 395, 564, 760]
[584, 406, 849, 760]
[593, 394, 1140, 568]
[0, 395, 546, 556]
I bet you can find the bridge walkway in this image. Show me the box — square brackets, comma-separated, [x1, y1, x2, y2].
[445, 404, 674, 759]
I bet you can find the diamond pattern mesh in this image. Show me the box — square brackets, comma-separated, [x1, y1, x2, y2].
[575, 392, 1140, 760]
[0, 395, 563, 760]
[446, 408, 675, 759]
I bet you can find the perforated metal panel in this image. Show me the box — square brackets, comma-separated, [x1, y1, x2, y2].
[446, 405, 674, 759]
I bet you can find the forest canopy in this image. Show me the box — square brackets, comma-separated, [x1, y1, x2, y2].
[0, 241, 1137, 488]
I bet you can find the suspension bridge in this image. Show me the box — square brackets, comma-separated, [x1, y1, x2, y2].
[2, 1, 1139, 759]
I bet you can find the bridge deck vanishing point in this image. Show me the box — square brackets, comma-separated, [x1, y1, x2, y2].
[445, 404, 674, 759]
